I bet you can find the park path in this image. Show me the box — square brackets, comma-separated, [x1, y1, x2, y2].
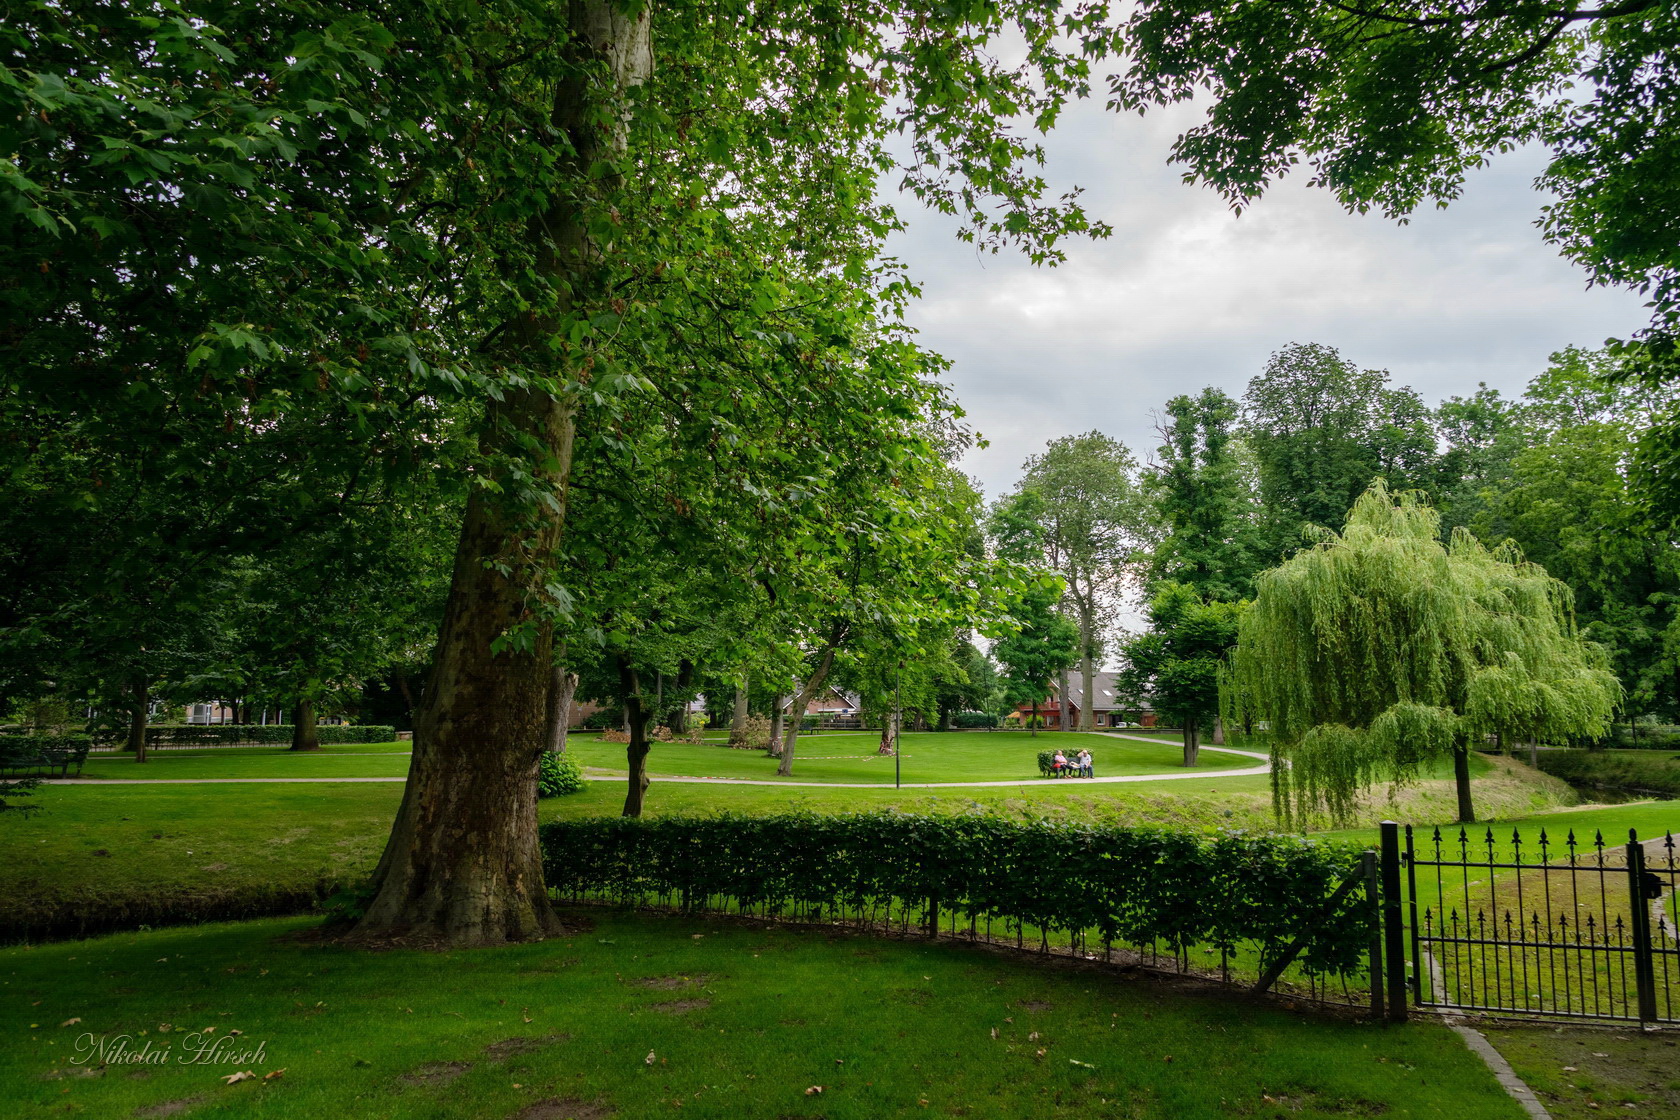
[44, 734, 1270, 789]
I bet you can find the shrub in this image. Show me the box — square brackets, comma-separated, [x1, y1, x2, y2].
[580, 708, 622, 731]
[539, 813, 1369, 979]
[728, 715, 771, 750]
[952, 712, 999, 729]
[538, 752, 586, 797]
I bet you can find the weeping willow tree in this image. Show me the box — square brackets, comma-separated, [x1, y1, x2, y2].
[1228, 481, 1620, 826]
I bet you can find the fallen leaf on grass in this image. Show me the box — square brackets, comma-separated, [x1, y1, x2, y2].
[263, 1069, 285, 1082]
[1593, 1052, 1609, 1058]
[1028, 1032, 1039, 1042]
[645, 1052, 656, 1065]
[804, 1086, 824, 1096]
[1563, 1066, 1578, 1072]
[1069, 1060, 1094, 1069]
[989, 1028, 998, 1040]
[60, 1018, 81, 1027]
[221, 1071, 256, 1085]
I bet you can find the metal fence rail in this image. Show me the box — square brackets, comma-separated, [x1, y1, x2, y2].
[1404, 823, 1679, 1024]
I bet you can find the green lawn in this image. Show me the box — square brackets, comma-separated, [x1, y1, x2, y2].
[0, 911, 1525, 1120]
[71, 732, 1257, 785]
[79, 743, 414, 781]
[567, 730, 1257, 784]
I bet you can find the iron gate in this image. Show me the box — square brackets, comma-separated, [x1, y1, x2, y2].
[1391, 821, 1680, 1024]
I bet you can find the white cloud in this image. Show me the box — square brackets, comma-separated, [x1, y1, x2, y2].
[885, 99, 1649, 500]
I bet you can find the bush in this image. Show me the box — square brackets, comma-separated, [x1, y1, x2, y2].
[539, 813, 1369, 979]
[952, 712, 999, 729]
[93, 724, 398, 748]
[728, 714, 771, 750]
[580, 708, 622, 731]
[0, 733, 91, 776]
[538, 752, 585, 797]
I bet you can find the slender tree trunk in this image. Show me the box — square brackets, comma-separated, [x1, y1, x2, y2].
[347, 1, 650, 948]
[1058, 668, 1072, 731]
[619, 659, 654, 817]
[1182, 715, 1199, 767]
[767, 695, 786, 757]
[1030, 699, 1039, 738]
[290, 699, 320, 751]
[777, 624, 845, 776]
[1078, 650, 1097, 733]
[1453, 743, 1475, 823]
[396, 674, 416, 728]
[1528, 740, 1539, 769]
[728, 680, 749, 747]
[1211, 716, 1225, 745]
[545, 667, 576, 754]
[127, 679, 149, 763]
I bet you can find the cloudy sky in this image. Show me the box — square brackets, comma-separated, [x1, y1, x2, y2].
[884, 98, 1651, 501]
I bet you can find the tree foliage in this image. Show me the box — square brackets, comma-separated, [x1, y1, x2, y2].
[1229, 481, 1620, 825]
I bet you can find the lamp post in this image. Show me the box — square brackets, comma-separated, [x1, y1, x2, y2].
[894, 660, 902, 789]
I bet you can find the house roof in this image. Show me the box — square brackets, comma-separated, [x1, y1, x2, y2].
[1054, 672, 1150, 712]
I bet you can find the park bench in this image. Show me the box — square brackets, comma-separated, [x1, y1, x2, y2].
[1035, 750, 1094, 779]
[0, 735, 91, 778]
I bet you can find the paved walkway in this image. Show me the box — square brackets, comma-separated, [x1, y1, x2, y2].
[45, 734, 1270, 789]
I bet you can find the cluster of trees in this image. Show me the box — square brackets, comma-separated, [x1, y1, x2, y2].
[6, 0, 1680, 942]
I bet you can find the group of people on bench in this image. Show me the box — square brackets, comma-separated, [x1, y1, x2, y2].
[1051, 748, 1093, 778]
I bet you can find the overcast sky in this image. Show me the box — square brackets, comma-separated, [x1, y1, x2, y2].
[884, 98, 1651, 502]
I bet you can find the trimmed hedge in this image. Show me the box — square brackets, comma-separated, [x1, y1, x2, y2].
[0, 733, 91, 776]
[95, 724, 397, 748]
[540, 813, 1369, 978]
[952, 712, 1000, 729]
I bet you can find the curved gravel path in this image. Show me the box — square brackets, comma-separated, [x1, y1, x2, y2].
[46, 733, 1269, 788]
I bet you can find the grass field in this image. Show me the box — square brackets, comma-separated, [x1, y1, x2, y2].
[73, 731, 1256, 785]
[0, 910, 1527, 1120]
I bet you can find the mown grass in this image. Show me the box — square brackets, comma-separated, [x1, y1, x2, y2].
[1, 750, 1582, 943]
[1482, 1024, 1680, 1118]
[79, 743, 413, 781]
[0, 911, 1526, 1120]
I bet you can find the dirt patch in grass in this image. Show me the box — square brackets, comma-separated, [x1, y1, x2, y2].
[650, 998, 711, 1014]
[631, 974, 708, 990]
[1482, 1024, 1680, 1118]
[511, 1098, 614, 1120]
[1015, 999, 1054, 1012]
[132, 1097, 204, 1118]
[484, 1034, 568, 1060]
[398, 1060, 472, 1086]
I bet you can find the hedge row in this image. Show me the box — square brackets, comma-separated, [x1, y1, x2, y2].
[0, 734, 91, 773]
[0, 875, 350, 944]
[540, 813, 1370, 978]
[93, 724, 397, 747]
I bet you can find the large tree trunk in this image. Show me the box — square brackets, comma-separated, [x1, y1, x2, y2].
[1182, 715, 1200, 767]
[1211, 716, 1225, 745]
[545, 667, 576, 754]
[348, 3, 651, 948]
[728, 680, 749, 747]
[1453, 743, 1475, 823]
[126, 679, 149, 763]
[776, 624, 846, 776]
[290, 699, 320, 752]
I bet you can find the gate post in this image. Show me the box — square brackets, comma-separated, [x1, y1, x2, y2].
[1627, 830, 1659, 1025]
[1380, 821, 1408, 1022]
[1363, 850, 1384, 1021]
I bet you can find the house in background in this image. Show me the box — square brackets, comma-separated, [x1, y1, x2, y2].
[1009, 671, 1157, 729]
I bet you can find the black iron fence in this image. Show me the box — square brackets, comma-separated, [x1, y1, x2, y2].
[1401, 823, 1679, 1024]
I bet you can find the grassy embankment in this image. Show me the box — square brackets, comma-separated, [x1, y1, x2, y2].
[0, 911, 1527, 1120]
[1531, 748, 1680, 801]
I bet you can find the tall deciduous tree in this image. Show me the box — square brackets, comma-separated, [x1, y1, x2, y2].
[1147, 387, 1257, 601]
[1242, 343, 1440, 564]
[1229, 482, 1620, 826]
[1117, 583, 1245, 766]
[1015, 432, 1148, 731]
